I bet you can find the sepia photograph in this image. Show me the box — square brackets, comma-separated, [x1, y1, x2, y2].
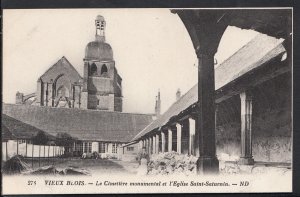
[1, 8, 293, 194]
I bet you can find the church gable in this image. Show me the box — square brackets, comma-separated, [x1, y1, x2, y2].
[40, 56, 82, 83]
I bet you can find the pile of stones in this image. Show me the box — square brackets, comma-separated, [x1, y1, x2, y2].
[147, 151, 198, 176]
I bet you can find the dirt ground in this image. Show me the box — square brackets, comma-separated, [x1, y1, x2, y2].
[22, 157, 139, 175]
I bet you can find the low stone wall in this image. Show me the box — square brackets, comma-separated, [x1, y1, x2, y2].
[147, 152, 198, 176]
[220, 161, 292, 175]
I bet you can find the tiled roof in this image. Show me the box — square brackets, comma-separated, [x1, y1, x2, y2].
[2, 114, 53, 140]
[132, 33, 285, 141]
[2, 104, 153, 142]
[2, 124, 15, 140]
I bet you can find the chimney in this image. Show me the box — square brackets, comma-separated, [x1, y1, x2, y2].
[16, 91, 24, 104]
[176, 89, 181, 101]
[155, 90, 161, 117]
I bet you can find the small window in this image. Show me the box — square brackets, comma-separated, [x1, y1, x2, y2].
[79, 143, 83, 153]
[99, 142, 106, 153]
[88, 142, 92, 153]
[90, 63, 97, 76]
[101, 64, 108, 75]
[84, 142, 88, 153]
[97, 99, 100, 105]
[127, 147, 134, 151]
[112, 143, 118, 153]
[18, 139, 26, 144]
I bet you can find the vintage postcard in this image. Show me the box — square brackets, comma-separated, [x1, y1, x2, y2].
[2, 8, 292, 194]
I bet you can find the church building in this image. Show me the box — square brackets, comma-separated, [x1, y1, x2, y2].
[16, 15, 123, 112]
[4, 15, 155, 159]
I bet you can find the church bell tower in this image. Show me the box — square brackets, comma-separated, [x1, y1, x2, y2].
[81, 15, 123, 111]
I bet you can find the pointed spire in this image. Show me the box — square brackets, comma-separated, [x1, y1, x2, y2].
[155, 90, 161, 117]
[176, 88, 181, 101]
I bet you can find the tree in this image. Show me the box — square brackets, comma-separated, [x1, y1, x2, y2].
[32, 131, 49, 167]
[32, 131, 49, 145]
[55, 132, 75, 153]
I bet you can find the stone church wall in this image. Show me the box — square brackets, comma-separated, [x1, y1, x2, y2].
[88, 77, 113, 93]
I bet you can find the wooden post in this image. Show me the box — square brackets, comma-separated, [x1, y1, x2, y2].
[52, 146, 55, 165]
[48, 145, 50, 165]
[39, 145, 41, 167]
[189, 118, 196, 155]
[25, 140, 28, 157]
[161, 131, 166, 153]
[32, 144, 34, 169]
[176, 123, 182, 153]
[146, 138, 149, 154]
[239, 91, 254, 165]
[196, 53, 220, 174]
[6, 141, 8, 161]
[175, 9, 226, 175]
[149, 137, 152, 155]
[16, 139, 19, 155]
[168, 128, 172, 152]
[156, 134, 160, 153]
[152, 135, 156, 154]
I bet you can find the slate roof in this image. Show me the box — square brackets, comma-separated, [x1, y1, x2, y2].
[2, 104, 153, 142]
[2, 114, 54, 140]
[132, 33, 286, 141]
[2, 124, 15, 141]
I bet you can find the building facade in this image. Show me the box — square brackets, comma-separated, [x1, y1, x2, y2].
[16, 15, 123, 112]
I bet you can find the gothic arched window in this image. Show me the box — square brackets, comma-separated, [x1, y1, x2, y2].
[57, 85, 69, 98]
[101, 64, 108, 75]
[91, 63, 97, 76]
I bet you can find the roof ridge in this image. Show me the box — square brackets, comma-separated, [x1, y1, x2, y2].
[216, 33, 282, 68]
[2, 103, 153, 116]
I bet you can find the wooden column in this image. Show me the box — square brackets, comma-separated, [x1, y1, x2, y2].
[149, 137, 152, 155]
[156, 134, 160, 153]
[175, 10, 228, 174]
[52, 146, 55, 165]
[6, 141, 8, 161]
[146, 138, 149, 154]
[176, 123, 182, 153]
[161, 131, 166, 153]
[168, 128, 172, 152]
[16, 139, 19, 155]
[152, 135, 156, 154]
[239, 91, 254, 165]
[25, 140, 28, 157]
[189, 118, 196, 155]
[32, 144, 34, 168]
[196, 53, 219, 174]
[138, 140, 142, 151]
[39, 145, 41, 167]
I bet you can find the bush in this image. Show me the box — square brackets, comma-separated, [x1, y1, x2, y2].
[2, 155, 30, 174]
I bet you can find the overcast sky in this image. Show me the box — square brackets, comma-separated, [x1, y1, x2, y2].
[3, 9, 259, 114]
